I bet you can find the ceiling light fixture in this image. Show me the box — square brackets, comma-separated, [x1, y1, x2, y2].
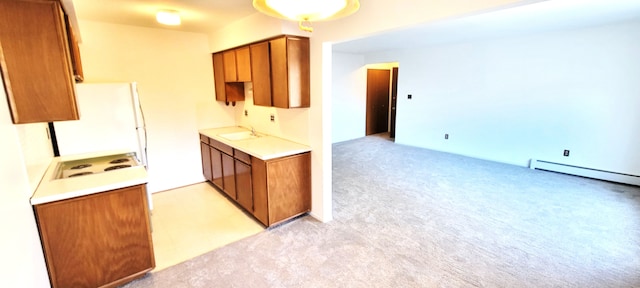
[156, 10, 181, 26]
[253, 0, 360, 32]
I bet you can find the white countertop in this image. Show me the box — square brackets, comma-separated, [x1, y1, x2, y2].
[199, 126, 311, 160]
[30, 150, 148, 205]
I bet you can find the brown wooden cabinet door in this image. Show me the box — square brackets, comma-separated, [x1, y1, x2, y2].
[212, 53, 226, 102]
[34, 185, 154, 288]
[210, 147, 224, 189]
[235, 159, 253, 211]
[64, 15, 83, 82]
[250, 42, 272, 107]
[250, 152, 311, 227]
[269, 36, 310, 109]
[251, 157, 269, 226]
[269, 37, 289, 108]
[284, 37, 310, 108]
[235, 47, 252, 82]
[201, 141, 212, 181]
[222, 153, 236, 199]
[266, 153, 311, 224]
[0, 0, 79, 123]
[222, 50, 237, 82]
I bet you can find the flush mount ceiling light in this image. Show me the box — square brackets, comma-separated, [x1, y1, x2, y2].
[253, 0, 360, 32]
[156, 9, 181, 26]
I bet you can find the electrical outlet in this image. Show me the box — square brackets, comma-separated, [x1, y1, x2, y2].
[244, 110, 248, 116]
[445, 134, 449, 140]
[270, 114, 275, 122]
[563, 149, 570, 157]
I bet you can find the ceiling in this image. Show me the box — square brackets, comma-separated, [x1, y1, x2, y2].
[67, 0, 640, 53]
[70, 0, 257, 33]
[333, 0, 640, 53]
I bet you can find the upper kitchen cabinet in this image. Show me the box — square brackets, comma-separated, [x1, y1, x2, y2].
[223, 46, 251, 82]
[270, 36, 310, 108]
[249, 42, 272, 107]
[212, 52, 244, 104]
[0, 0, 80, 124]
[65, 14, 84, 82]
[251, 35, 310, 109]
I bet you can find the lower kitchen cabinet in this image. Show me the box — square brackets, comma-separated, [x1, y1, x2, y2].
[199, 134, 311, 227]
[33, 184, 154, 288]
[235, 156, 253, 211]
[221, 153, 236, 199]
[211, 147, 224, 189]
[251, 153, 311, 226]
[200, 137, 212, 181]
[201, 135, 224, 189]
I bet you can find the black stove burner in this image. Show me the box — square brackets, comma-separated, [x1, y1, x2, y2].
[69, 171, 93, 177]
[71, 164, 92, 170]
[104, 164, 132, 171]
[109, 158, 131, 164]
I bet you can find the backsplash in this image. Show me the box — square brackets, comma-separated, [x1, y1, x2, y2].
[15, 122, 53, 194]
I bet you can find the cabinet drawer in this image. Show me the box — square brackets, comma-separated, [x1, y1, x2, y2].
[199, 134, 209, 144]
[210, 139, 233, 155]
[234, 149, 251, 164]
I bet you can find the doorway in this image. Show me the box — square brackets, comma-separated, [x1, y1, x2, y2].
[366, 67, 398, 137]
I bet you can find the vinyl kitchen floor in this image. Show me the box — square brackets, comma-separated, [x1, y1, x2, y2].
[149, 182, 264, 271]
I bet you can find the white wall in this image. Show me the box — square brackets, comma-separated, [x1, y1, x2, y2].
[331, 53, 366, 143]
[77, 20, 235, 193]
[331, 57, 400, 143]
[0, 80, 50, 287]
[360, 20, 640, 175]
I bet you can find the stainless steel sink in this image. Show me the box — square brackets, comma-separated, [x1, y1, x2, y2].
[218, 131, 260, 141]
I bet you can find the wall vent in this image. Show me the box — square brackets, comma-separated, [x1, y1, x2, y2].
[529, 159, 640, 186]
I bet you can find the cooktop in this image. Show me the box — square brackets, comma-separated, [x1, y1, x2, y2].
[55, 152, 141, 179]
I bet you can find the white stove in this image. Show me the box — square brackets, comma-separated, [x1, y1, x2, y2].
[56, 152, 141, 179]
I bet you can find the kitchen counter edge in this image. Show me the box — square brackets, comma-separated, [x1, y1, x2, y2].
[199, 126, 311, 160]
[30, 150, 149, 205]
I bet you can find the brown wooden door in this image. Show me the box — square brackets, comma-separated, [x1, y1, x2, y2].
[235, 159, 253, 211]
[212, 53, 226, 102]
[390, 67, 398, 138]
[201, 141, 212, 181]
[235, 47, 252, 82]
[251, 157, 269, 226]
[0, 0, 79, 123]
[222, 50, 237, 82]
[265, 153, 311, 225]
[283, 36, 310, 108]
[269, 37, 289, 108]
[35, 185, 154, 288]
[250, 42, 272, 106]
[366, 69, 391, 135]
[210, 147, 224, 189]
[269, 36, 311, 108]
[222, 153, 236, 199]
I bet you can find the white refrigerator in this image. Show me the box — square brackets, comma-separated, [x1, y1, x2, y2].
[53, 82, 147, 165]
[53, 82, 151, 207]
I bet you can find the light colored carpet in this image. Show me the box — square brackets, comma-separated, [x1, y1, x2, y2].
[123, 134, 640, 287]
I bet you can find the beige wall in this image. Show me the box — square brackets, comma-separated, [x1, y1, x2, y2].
[0, 80, 50, 287]
[78, 20, 234, 193]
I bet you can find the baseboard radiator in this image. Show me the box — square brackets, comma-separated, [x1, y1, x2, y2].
[529, 159, 640, 186]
